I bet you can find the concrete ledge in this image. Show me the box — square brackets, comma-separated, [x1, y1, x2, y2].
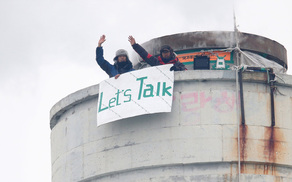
[50, 84, 99, 129]
[79, 162, 292, 182]
[50, 70, 292, 129]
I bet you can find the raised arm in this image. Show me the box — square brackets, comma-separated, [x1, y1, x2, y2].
[96, 35, 118, 77]
[128, 35, 136, 45]
[129, 35, 161, 66]
[98, 35, 106, 47]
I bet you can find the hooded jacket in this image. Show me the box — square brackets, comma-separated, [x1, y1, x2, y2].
[132, 43, 187, 71]
[95, 47, 135, 77]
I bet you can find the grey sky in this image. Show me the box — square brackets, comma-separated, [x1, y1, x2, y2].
[0, 0, 291, 181]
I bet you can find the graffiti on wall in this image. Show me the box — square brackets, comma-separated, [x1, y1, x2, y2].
[179, 90, 236, 125]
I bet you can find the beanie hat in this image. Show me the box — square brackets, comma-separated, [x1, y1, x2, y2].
[159, 45, 175, 63]
[114, 49, 129, 61]
[160, 45, 173, 54]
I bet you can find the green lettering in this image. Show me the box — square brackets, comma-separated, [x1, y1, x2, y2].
[109, 97, 116, 108]
[136, 76, 148, 100]
[98, 92, 108, 112]
[124, 89, 132, 102]
[156, 82, 161, 96]
[143, 84, 154, 98]
[115, 89, 123, 106]
[162, 82, 172, 96]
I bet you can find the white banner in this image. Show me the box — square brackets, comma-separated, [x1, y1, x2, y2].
[97, 64, 174, 126]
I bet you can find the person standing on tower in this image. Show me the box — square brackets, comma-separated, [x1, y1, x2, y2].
[96, 35, 135, 79]
[128, 35, 187, 71]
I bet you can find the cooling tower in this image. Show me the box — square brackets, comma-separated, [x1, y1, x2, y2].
[50, 31, 292, 181]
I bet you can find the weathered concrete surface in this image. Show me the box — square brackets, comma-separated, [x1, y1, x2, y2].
[50, 70, 292, 182]
[79, 163, 292, 182]
[134, 31, 287, 69]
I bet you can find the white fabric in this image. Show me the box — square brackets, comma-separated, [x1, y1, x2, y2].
[97, 64, 174, 126]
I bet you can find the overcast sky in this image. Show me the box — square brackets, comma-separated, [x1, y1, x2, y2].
[0, 0, 291, 181]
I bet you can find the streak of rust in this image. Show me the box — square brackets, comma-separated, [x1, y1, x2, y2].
[233, 123, 287, 177]
[240, 125, 247, 173]
[263, 127, 284, 163]
[230, 163, 233, 181]
[267, 127, 275, 161]
[244, 163, 277, 176]
[262, 164, 276, 175]
[240, 125, 247, 161]
[264, 164, 269, 175]
[223, 174, 228, 182]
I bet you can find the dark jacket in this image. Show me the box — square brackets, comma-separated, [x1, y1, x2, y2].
[96, 47, 135, 77]
[132, 43, 187, 71]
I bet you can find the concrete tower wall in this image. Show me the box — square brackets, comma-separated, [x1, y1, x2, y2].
[50, 71, 292, 182]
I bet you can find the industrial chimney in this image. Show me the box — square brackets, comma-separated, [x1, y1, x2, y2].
[50, 31, 292, 181]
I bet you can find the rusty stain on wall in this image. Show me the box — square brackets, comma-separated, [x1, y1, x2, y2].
[263, 127, 285, 163]
[239, 163, 277, 176]
[234, 124, 287, 176]
[240, 125, 247, 161]
[232, 110, 288, 175]
[239, 125, 247, 173]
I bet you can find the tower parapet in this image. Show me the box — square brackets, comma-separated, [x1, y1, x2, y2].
[133, 31, 287, 73]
